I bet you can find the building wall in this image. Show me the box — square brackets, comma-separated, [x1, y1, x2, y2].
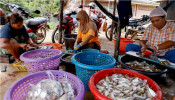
[83, 1, 157, 18]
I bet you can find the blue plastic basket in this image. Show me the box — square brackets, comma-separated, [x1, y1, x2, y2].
[71, 52, 116, 90]
[81, 49, 99, 52]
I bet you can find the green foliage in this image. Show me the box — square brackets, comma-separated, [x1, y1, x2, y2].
[47, 22, 56, 29]
[0, 0, 60, 18]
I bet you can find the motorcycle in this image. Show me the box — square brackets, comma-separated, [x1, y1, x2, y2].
[88, 2, 106, 31]
[105, 15, 149, 40]
[1, 0, 48, 44]
[52, 9, 78, 43]
[90, 10, 106, 31]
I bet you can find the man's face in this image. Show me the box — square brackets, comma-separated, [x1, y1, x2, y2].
[150, 16, 166, 29]
[11, 21, 23, 30]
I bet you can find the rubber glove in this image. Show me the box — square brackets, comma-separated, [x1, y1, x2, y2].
[74, 44, 82, 53]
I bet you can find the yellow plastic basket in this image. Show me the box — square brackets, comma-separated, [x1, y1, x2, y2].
[13, 61, 27, 71]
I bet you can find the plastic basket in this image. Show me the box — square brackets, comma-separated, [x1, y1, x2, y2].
[71, 52, 116, 90]
[113, 38, 134, 55]
[45, 43, 62, 50]
[12, 61, 27, 71]
[63, 34, 77, 50]
[89, 68, 163, 100]
[61, 54, 75, 72]
[81, 49, 99, 52]
[4, 70, 85, 100]
[20, 49, 62, 74]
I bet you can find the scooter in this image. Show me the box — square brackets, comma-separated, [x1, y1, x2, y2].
[90, 10, 106, 31]
[105, 15, 149, 40]
[52, 9, 78, 43]
[88, 3, 106, 31]
[1, 0, 48, 44]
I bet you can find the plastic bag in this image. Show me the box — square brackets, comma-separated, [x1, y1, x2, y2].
[26, 71, 75, 100]
[103, 20, 107, 32]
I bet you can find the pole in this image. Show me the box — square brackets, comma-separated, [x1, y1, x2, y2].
[81, 0, 83, 10]
[114, 18, 121, 61]
[109, 0, 117, 41]
[58, 0, 64, 43]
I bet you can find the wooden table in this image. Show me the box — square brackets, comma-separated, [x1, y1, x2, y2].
[126, 29, 144, 39]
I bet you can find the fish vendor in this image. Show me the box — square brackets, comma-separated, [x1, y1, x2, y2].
[74, 10, 101, 53]
[126, 7, 175, 63]
[0, 13, 38, 62]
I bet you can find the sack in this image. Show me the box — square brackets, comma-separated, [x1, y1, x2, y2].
[103, 22, 107, 32]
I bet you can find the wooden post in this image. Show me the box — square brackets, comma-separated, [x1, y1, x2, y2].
[58, 0, 64, 43]
[109, 0, 117, 41]
[108, 1, 110, 11]
[135, 4, 138, 17]
[81, 0, 83, 10]
[114, 18, 121, 61]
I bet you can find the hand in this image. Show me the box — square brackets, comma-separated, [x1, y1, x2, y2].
[19, 44, 28, 49]
[30, 43, 38, 49]
[151, 46, 158, 52]
[74, 44, 82, 53]
[141, 46, 147, 53]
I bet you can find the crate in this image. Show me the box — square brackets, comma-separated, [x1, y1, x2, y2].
[13, 61, 27, 71]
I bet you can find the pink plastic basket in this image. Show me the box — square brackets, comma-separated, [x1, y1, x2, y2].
[4, 70, 85, 100]
[20, 49, 62, 74]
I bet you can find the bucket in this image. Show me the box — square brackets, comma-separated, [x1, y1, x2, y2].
[63, 34, 77, 50]
[45, 43, 62, 50]
[113, 38, 134, 55]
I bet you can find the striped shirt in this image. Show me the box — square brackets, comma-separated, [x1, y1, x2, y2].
[140, 22, 175, 56]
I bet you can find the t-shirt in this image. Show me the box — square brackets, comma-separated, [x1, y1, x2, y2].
[77, 28, 100, 46]
[0, 23, 29, 43]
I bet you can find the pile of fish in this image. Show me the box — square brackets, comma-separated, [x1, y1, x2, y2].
[63, 55, 73, 62]
[26, 71, 75, 100]
[125, 61, 161, 72]
[96, 74, 156, 100]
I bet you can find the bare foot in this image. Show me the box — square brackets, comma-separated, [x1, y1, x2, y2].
[14, 58, 20, 63]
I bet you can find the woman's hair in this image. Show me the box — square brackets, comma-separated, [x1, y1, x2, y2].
[5, 13, 23, 24]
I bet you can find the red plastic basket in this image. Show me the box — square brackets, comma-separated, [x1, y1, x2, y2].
[89, 68, 163, 100]
[113, 38, 134, 55]
[45, 43, 62, 50]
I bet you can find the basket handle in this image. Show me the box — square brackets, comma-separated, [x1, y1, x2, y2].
[46, 70, 55, 80]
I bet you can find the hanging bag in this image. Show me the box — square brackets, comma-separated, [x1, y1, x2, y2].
[103, 18, 107, 32]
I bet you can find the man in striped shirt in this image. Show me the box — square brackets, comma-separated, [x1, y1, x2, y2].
[126, 7, 175, 63]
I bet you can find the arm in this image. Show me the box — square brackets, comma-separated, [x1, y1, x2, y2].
[157, 40, 175, 50]
[25, 38, 38, 48]
[74, 38, 82, 47]
[140, 40, 148, 53]
[0, 38, 27, 49]
[80, 35, 93, 46]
